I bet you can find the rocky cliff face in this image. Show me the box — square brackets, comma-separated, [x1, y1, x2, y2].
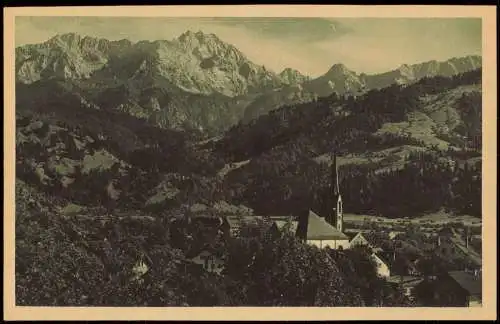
[16, 31, 286, 97]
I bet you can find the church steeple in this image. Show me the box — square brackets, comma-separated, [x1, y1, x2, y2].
[330, 151, 343, 232]
[332, 151, 340, 197]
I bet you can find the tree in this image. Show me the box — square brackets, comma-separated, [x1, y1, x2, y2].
[223, 228, 363, 306]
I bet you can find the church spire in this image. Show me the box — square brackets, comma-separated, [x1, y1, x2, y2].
[330, 150, 343, 232]
[332, 151, 340, 197]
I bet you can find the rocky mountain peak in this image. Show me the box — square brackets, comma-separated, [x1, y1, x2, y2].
[279, 67, 305, 77]
[326, 63, 351, 75]
[176, 30, 226, 51]
[279, 68, 309, 85]
[49, 32, 82, 44]
[46, 33, 110, 51]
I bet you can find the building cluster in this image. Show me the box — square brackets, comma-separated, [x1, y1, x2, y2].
[182, 152, 482, 307]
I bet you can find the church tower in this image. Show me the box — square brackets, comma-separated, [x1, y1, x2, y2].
[330, 151, 343, 232]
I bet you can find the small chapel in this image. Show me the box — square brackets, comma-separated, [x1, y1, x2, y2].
[296, 151, 350, 250]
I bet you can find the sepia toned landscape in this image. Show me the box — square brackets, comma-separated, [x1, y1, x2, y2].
[14, 16, 483, 308]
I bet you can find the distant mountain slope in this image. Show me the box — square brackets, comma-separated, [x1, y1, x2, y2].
[245, 56, 482, 122]
[15, 32, 482, 134]
[362, 56, 482, 89]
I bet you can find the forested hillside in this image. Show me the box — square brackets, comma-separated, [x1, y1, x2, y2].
[16, 69, 482, 219]
[208, 69, 482, 218]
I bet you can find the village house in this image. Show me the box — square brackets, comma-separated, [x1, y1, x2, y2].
[407, 260, 421, 276]
[414, 270, 482, 307]
[222, 215, 285, 239]
[447, 270, 482, 307]
[349, 239, 393, 278]
[187, 247, 226, 275]
[371, 253, 392, 278]
[344, 231, 394, 278]
[346, 232, 384, 253]
[347, 231, 371, 247]
[387, 276, 424, 299]
[388, 231, 403, 240]
[268, 216, 299, 234]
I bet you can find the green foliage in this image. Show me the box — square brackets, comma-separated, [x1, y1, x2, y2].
[223, 229, 364, 306]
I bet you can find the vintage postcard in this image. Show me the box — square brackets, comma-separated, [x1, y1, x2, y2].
[3, 5, 497, 321]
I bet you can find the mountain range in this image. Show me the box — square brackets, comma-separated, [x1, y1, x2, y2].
[16, 31, 481, 135]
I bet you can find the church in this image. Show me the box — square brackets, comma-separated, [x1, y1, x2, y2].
[220, 151, 379, 253]
[294, 152, 394, 278]
[296, 152, 350, 250]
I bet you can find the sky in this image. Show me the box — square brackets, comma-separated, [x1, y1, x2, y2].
[15, 17, 482, 77]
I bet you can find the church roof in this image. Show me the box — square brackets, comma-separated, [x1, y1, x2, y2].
[302, 210, 348, 241]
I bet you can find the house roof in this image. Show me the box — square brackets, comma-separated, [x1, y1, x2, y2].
[374, 252, 392, 267]
[302, 210, 349, 241]
[225, 215, 264, 228]
[377, 251, 394, 264]
[271, 218, 299, 234]
[186, 247, 212, 259]
[349, 232, 371, 243]
[348, 232, 386, 252]
[225, 215, 298, 233]
[345, 231, 359, 240]
[387, 275, 423, 285]
[448, 271, 482, 296]
[185, 239, 224, 259]
[190, 214, 224, 224]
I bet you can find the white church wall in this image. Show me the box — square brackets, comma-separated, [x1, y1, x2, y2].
[307, 239, 350, 250]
